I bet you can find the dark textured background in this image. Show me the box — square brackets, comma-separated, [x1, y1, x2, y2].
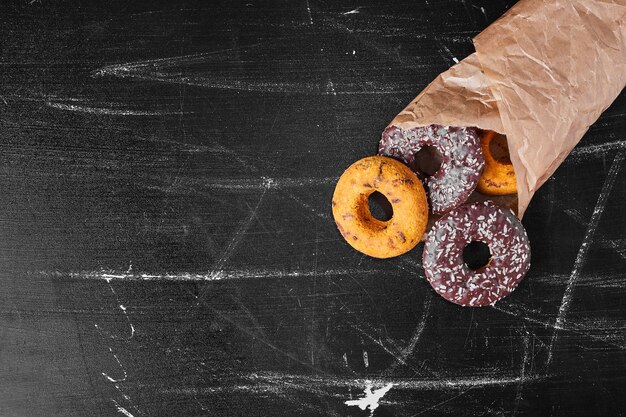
[1, 1, 625, 416]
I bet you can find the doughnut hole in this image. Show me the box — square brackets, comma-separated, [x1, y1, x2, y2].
[367, 191, 393, 222]
[413, 145, 443, 177]
[489, 133, 512, 165]
[463, 241, 492, 270]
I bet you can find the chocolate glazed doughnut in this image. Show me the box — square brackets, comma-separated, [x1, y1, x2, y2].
[379, 125, 484, 214]
[422, 201, 530, 307]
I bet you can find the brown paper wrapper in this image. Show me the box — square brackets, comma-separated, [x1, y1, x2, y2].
[389, 0, 626, 218]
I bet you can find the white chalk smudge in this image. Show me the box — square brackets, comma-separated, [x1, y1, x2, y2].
[305, 0, 313, 24]
[95, 284, 140, 416]
[400, 295, 431, 358]
[159, 370, 549, 398]
[435, 41, 458, 64]
[345, 382, 394, 415]
[513, 329, 530, 415]
[493, 303, 626, 349]
[191, 176, 337, 191]
[563, 208, 586, 225]
[350, 323, 409, 367]
[326, 78, 337, 96]
[383, 295, 432, 377]
[92, 52, 405, 95]
[48, 102, 182, 116]
[94, 280, 135, 340]
[112, 400, 135, 417]
[38, 267, 383, 282]
[283, 191, 330, 220]
[568, 139, 626, 160]
[510, 270, 626, 289]
[602, 239, 626, 260]
[548, 150, 624, 365]
[101, 346, 128, 383]
[205, 181, 272, 283]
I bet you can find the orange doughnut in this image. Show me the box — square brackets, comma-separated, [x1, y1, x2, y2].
[332, 156, 428, 258]
[477, 131, 517, 195]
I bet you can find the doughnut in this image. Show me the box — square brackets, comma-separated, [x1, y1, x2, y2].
[477, 130, 517, 195]
[379, 124, 484, 214]
[332, 156, 428, 259]
[422, 201, 530, 307]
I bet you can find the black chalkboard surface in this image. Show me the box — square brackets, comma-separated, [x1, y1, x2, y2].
[1, 1, 625, 416]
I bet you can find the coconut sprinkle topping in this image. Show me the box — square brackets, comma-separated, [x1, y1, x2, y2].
[379, 125, 484, 214]
[422, 201, 531, 307]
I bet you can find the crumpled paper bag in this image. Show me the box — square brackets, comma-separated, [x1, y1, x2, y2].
[388, 0, 626, 217]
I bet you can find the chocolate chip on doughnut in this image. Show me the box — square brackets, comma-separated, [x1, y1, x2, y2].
[477, 130, 517, 195]
[422, 201, 530, 307]
[332, 156, 428, 259]
[379, 125, 484, 214]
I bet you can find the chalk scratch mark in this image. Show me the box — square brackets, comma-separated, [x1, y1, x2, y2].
[510, 266, 626, 288]
[492, 303, 626, 349]
[342, 7, 362, 15]
[350, 323, 409, 367]
[112, 400, 135, 417]
[326, 78, 337, 96]
[348, 319, 439, 379]
[513, 328, 530, 416]
[400, 294, 432, 359]
[460, 0, 477, 30]
[471, 4, 488, 20]
[435, 40, 459, 64]
[191, 176, 337, 191]
[208, 142, 262, 171]
[143, 175, 336, 207]
[94, 287, 140, 415]
[411, 387, 472, 416]
[93, 52, 404, 95]
[131, 134, 262, 168]
[568, 139, 626, 161]
[199, 298, 328, 375]
[38, 267, 384, 281]
[305, 0, 313, 24]
[383, 294, 432, 376]
[162, 370, 548, 394]
[204, 178, 272, 283]
[47, 102, 183, 116]
[395, 256, 424, 276]
[563, 208, 586, 225]
[408, 370, 515, 416]
[309, 230, 319, 367]
[283, 191, 330, 220]
[548, 150, 624, 366]
[101, 345, 128, 383]
[601, 239, 626, 260]
[95, 279, 135, 340]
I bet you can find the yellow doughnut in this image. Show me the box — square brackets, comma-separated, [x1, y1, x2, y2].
[477, 131, 517, 195]
[332, 156, 428, 258]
